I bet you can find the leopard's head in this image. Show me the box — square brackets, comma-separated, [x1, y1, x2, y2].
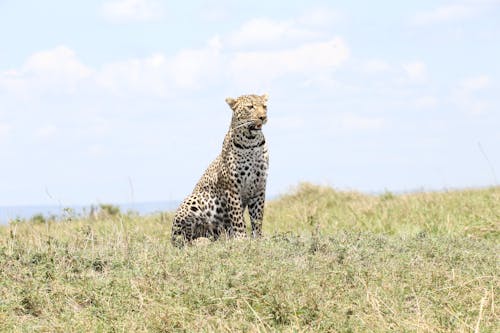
[226, 94, 268, 134]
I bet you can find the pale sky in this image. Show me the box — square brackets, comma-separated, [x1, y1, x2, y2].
[1, 0, 499, 206]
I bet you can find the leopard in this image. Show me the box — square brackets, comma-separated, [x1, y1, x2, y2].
[171, 93, 269, 246]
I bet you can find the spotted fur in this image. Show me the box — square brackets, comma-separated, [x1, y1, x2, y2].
[171, 94, 269, 246]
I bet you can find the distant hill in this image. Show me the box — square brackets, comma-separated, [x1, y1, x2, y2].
[0, 201, 180, 224]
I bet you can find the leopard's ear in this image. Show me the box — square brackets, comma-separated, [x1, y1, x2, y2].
[261, 93, 269, 102]
[225, 97, 236, 110]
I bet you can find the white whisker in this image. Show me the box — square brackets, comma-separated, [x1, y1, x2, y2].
[233, 121, 254, 130]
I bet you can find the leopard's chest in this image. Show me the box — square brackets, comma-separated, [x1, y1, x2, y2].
[231, 146, 268, 198]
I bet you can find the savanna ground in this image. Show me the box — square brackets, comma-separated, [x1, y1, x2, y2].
[0, 183, 498, 332]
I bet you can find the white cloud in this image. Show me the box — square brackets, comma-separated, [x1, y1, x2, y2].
[413, 4, 475, 25]
[0, 46, 92, 97]
[100, 0, 165, 23]
[96, 37, 222, 95]
[229, 37, 350, 87]
[0, 40, 223, 100]
[402, 61, 427, 83]
[0, 14, 349, 98]
[228, 18, 318, 48]
[227, 9, 342, 49]
[222, 11, 351, 89]
[97, 53, 170, 97]
[167, 36, 223, 89]
[459, 75, 490, 91]
[23, 46, 90, 77]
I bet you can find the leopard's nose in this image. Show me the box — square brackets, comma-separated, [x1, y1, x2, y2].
[259, 115, 267, 123]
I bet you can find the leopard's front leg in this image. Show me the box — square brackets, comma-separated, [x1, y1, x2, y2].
[248, 192, 265, 238]
[225, 189, 247, 238]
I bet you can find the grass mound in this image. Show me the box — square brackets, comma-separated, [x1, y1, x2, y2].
[0, 184, 498, 332]
[266, 183, 499, 238]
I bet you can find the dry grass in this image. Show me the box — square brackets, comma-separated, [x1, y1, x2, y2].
[0, 183, 498, 332]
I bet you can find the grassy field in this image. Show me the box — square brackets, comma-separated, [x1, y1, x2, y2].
[0, 183, 498, 332]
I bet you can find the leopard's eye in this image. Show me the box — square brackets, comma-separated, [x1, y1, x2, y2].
[248, 105, 254, 110]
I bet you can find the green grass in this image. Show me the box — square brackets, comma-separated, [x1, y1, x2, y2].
[0, 183, 498, 332]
